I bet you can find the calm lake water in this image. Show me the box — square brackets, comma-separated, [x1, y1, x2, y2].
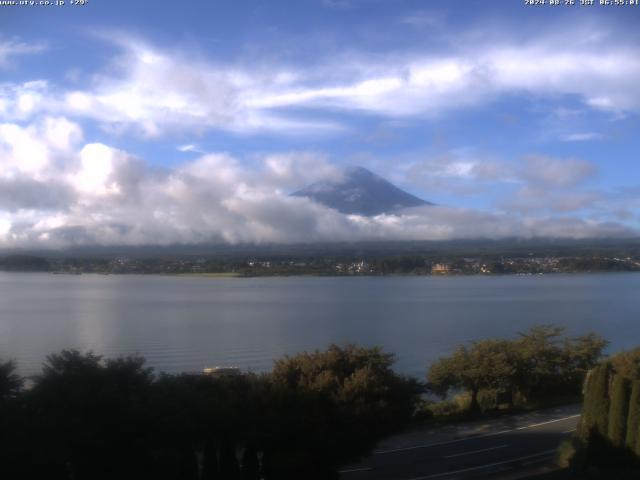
[1, 272, 639, 378]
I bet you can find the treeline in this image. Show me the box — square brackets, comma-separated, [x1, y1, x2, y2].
[2, 253, 640, 276]
[0, 345, 420, 480]
[0, 254, 50, 271]
[0, 327, 611, 479]
[560, 348, 640, 478]
[427, 326, 607, 414]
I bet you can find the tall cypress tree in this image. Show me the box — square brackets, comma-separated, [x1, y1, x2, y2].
[579, 368, 596, 440]
[626, 380, 640, 453]
[593, 363, 612, 438]
[607, 374, 631, 447]
[580, 364, 612, 440]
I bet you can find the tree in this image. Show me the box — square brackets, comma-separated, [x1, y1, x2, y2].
[269, 344, 421, 477]
[427, 340, 517, 413]
[568, 362, 640, 476]
[608, 374, 631, 447]
[0, 360, 26, 478]
[514, 325, 565, 401]
[579, 363, 612, 440]
[27, 350, 156, 480]
[625, 380, 640, 452]
[563, 332, 609, 387]
[466, 339, 518, 407]
[611, 348, 640, 380]
[0, 360, 22, 402]
[427, 326, 607, 416]
[512, 326, 605, 403]
[592, 363, 611, 437]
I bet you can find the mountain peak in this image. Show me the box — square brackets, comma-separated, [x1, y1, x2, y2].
[292, 166, 433, 216]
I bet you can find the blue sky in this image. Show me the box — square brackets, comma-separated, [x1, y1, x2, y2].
[0, 0, 639, 246]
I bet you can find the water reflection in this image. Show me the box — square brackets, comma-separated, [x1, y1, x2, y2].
[1, 272, 638, 377]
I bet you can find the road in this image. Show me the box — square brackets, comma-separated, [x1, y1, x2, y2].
[340, 404, 581, 480]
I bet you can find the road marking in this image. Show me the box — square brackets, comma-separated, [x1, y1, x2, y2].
[444, 444, 508, 459]
[339, 466, 373, 474]
[374, 414, 580, 455]
[562, 428, 577, 434]
[514, 414, 580, 431]
[374, 429, 513, 454]
[407, 449, 557, 480]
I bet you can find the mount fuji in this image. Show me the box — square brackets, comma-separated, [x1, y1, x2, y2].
[292, 166, 433, 216]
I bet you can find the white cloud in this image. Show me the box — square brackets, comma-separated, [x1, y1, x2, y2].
[56, 41, 344, 137]
[561, 132, 604, 142]
[262, 152, 344, 189]
[0, 123, 50, 176]
[400, 11, 446, 27]
[0, 24, 636, 246]
[409, 152, 596, 187]
[44, 116, 84, 151]
[73, 144, 124, 196]
[401, 150, 513, 196]
[519, 155, 597, 188]
[177, 144, 203, 153]
[0, 217, 10, 236]
[0, 38, 46, 67]
[1, 24, 637, 137]
[234, 28, 640, 119]
[398, 151, 604, 216]
[0, 116, 81, 179]
[502, 187, 602, 214]
[0, 81, 49, 121]
[0, 125, 633, 248]
[321, 0, 353, 9]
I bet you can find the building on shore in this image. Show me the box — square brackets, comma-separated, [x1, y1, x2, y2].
[202, 366, 242, 377]
[431, 263, 451, 274]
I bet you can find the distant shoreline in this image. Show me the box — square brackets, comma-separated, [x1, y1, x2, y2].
[2, 270, 640, 279]
[176, 272, 243, 278]
[2, 247, 639, 277]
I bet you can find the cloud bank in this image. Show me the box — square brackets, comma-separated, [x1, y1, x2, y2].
[1, 22, 639, 137]
[0, 117, 635, 248]
[0, 22, 637, 248]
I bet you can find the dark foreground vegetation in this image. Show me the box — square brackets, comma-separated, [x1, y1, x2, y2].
[0, 345, 420, 480]
[426, 325, 606, 417]
[558, 348, 640, 479]
[0, 326, 616, 479]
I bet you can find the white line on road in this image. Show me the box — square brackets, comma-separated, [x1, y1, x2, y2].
[373, 430, 512, 455]
[514, 415, 580, 431]
[444, 444, 508, 459]
[374, 414, 580, 455]
[339, 467, 373, 473]
[562, 428, 577, 434]
[407, 449, 557, 480]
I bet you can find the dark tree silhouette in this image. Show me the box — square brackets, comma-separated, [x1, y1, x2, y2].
[0, 345, 417, 479]
[0, 360, 22, 402]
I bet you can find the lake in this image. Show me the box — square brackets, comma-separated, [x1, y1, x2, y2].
[1, 272, 639, 378]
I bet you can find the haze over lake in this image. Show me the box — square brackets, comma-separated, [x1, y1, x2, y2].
[1, 272, 639, 378]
